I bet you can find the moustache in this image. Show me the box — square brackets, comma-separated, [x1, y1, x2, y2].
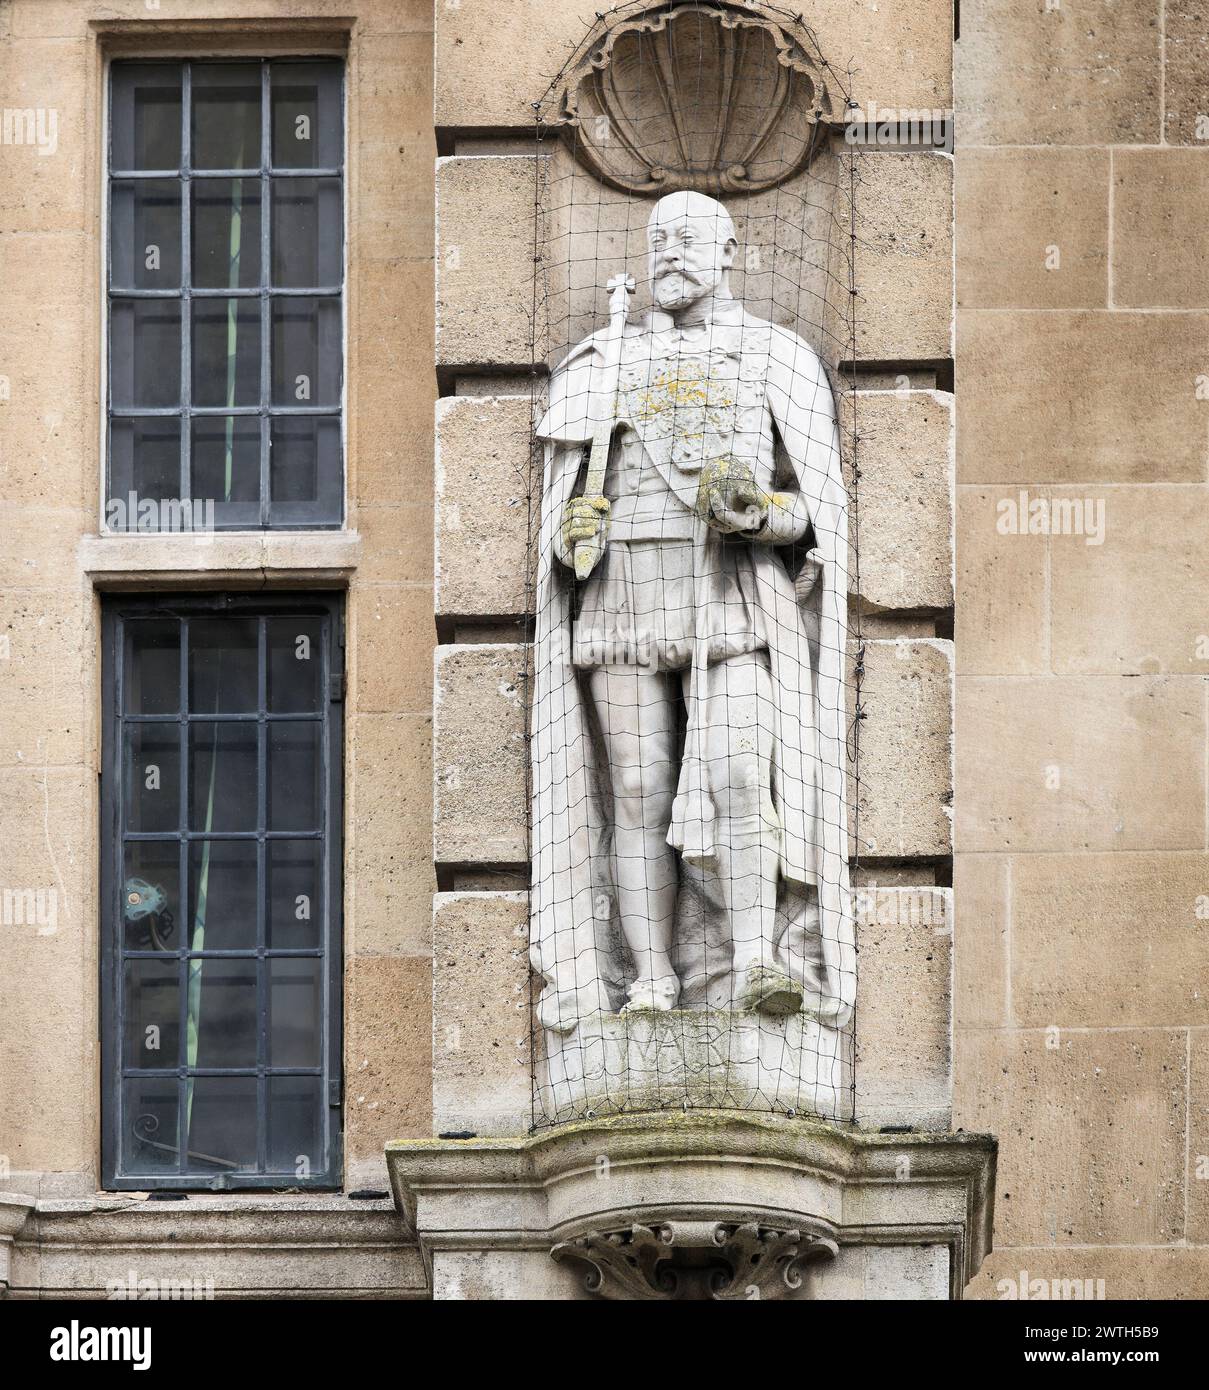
[655, 266, 704, 284]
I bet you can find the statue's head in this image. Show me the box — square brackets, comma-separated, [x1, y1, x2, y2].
[647, 191, 737, 312]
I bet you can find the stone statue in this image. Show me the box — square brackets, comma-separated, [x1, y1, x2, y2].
[531, 191, 853, 1046]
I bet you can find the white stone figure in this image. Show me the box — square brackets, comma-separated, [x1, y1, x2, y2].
[531, 190, 853, 1044]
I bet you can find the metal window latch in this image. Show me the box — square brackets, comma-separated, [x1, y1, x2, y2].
[329, 670, 344, 702]
[328, 1077, 342, 1107]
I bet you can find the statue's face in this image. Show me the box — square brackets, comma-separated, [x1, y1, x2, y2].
[648, 203, 736, 311]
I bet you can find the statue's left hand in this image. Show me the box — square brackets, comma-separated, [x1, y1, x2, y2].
[707, 476, 771, 536]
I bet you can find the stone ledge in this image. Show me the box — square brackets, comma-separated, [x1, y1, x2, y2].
[386, 1110, 995, 1300]
[9, 1193, 425, 1300]
[79, 531, 362, 588]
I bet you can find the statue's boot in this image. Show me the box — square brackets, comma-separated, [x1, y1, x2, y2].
[621, 975, 680, 1013]
[736, 964, 803, 1017]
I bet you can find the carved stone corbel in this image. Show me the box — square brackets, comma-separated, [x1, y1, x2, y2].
[551, 1219, 839, 1301]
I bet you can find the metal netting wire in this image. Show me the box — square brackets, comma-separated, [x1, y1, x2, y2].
[521, 1, 865, 1131]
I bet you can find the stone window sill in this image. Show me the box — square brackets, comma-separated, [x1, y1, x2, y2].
[79, 530, 362, 589]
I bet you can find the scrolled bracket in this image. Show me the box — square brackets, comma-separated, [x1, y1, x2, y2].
[551, 1218, 839, 1301]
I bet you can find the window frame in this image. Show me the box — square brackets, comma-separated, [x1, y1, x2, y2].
[101, 56, 348, 533]
[100, 591, 345, 1191]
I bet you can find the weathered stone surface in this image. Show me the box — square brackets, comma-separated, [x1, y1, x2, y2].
[353, 257, 435, 508]
[1113, 149, 1209, 307]
[844, 390, 952, 611]
[952, 855, 1009, 1031]
[355, 32, 437, 263]
[966, 1246, 1209, 1301]
[345, 954, 433, 1170]
[1187, 1030, 1209, 1244]
[0, 232, 88, 513]
[1010, 853, 1209, 1030]
[0, 40, 86, 235]
[432, 892, 531, 1137]
[852, 639, 953, 860]
[437, 156, 542, 369]
[959, 312, 1209, 484]
[436, 396, 537, 618]
[435, 0, 954, 130]
[808, 1243, 950, 1301]
[955, 488, 1047, 676]
[1048, 484, 1209, 675]
[351, 584, 433, 715]
[348, 712, 434, 957]
[855, 886, 951, 1131]
[433, 644, 530, 865]
[956, 676, 1204, 853]
[953, 1028, 1185, 1248]
[957, 148, 1109, 309]
[0, 589, 89, 768]
[1163, 1, 1209, 145]
[0, 767, 92, 1177]
[829, 151, 953, 363]
[956, 0, 1161, 146]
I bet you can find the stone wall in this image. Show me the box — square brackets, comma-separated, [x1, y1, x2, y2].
[0, 0, 437, 1257]
[954, 0, 1209, 1299]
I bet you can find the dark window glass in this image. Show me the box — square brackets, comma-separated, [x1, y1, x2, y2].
[107, 59, 344, 530]
[103, 598, 343, 1189]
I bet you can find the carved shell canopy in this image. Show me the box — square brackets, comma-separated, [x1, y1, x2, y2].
[540, 2, 834, 196]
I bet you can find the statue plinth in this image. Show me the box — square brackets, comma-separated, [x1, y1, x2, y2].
[537, 1008, 853, 1126]
[386, 1112, 996, 1301]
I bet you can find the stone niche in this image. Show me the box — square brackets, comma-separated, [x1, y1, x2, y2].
[413, 0, 991, 1300]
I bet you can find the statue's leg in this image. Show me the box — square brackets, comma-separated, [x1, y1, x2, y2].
[697, 652, 801, 1016]
[587, 665, 681, 1008]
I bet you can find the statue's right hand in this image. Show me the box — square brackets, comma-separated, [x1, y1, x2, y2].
[561, 495, 610, 564]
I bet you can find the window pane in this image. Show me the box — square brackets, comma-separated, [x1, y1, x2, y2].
[123, 619, 180, 716]
[192, 298, 260, 408]
[188, 839, 258, 952]
[191, 416, 261, 526]
[267, 617, 323, 713]
[185, 1076, 258, 1174]
[124, 724, 181, 833]
[271, 297, 340, 407]
[108, 419, 181, 524]
[124, 959, 181, 1067]
[110, 180, 181, 290]
[192, 178, 261, 289]
[124, 1078, 181, 1175]
[269, 959, 321, 1068]
[268, 723, 322, 832]
[270, 178, 341, 287]
[122, 840, 182, 951]
[268, 1076, 322, 1175]
[106, 597, 341, 1187]
[191, 64, 261, 171]
[189, 722, 258, 832]
[269, 418, 341, 525]
[188, 616, 259, 713]
[111, 64, 182, 171]
[271, 62, 342, 169]
[110, 300, 181, 409]
[267, 840, 322, 950]
[187, 957, 258, 1068]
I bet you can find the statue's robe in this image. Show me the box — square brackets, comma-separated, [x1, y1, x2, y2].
[530, 304, 854, 1034]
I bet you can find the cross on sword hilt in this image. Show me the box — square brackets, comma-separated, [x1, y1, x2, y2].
[573, 273, 635, 581]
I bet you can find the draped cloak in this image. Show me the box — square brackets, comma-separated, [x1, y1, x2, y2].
[529, 306, 854, 1036]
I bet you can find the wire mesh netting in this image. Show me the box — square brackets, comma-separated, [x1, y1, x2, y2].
[521, 2, 865, 1130]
